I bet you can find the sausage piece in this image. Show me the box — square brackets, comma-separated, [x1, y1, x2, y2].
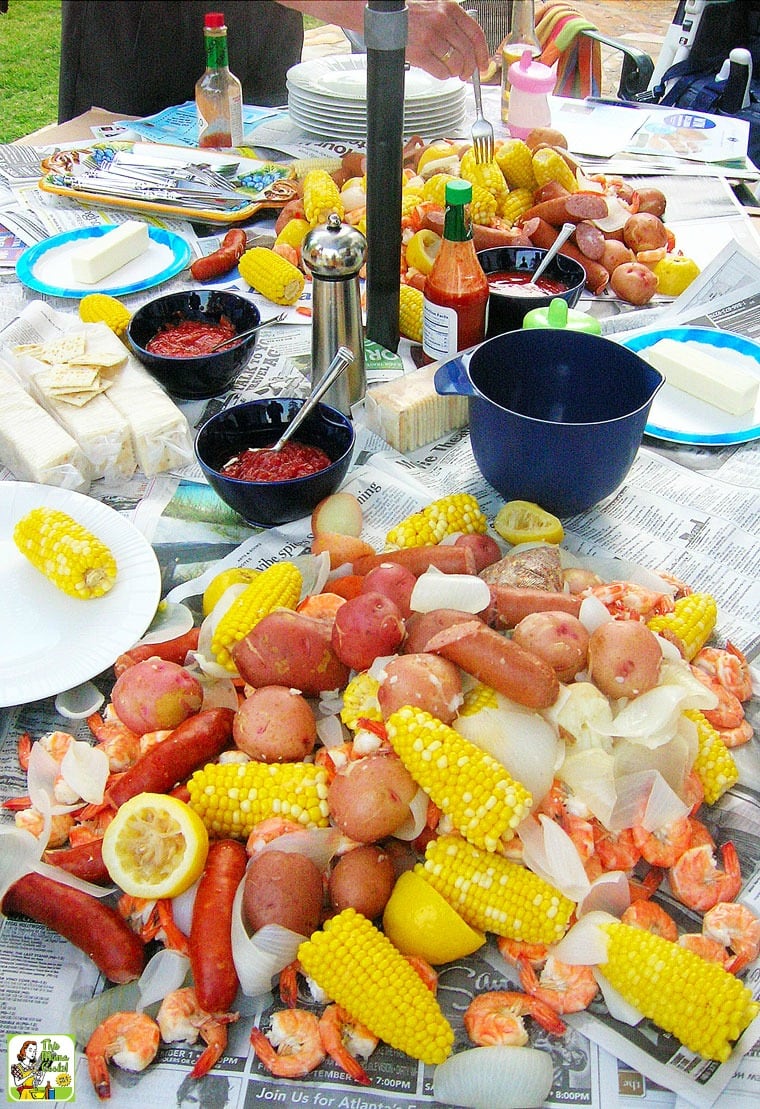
[43, 838, 110, 885]
[190, 839, 247, 1012]
[113, 627, 201, 677]
[190, 228, 248, 281]
[489, 586, 583, 630]
[353, 545, 477, 578]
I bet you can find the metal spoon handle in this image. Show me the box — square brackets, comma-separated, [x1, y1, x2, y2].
[210, 312, 286, 351]
[275, 346, 353, 450]
[532, 222, 575, 283]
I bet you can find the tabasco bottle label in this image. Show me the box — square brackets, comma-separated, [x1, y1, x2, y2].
[422, 300, 459, 361]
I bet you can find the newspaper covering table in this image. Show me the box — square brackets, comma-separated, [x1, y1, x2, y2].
[0, 136, 759, 1109]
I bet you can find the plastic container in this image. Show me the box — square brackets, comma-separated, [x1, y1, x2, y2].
[507, 50, 556, 140]
[522, 297, 602, 334]
[500, 0, 542, 122]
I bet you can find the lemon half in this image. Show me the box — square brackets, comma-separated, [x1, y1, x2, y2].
[383, 869, 484, 965]
[493, 500, 564, 546]
[405, 229, 441, 276]
[202, 566, 259, 616]
[102, 793, 209, 899]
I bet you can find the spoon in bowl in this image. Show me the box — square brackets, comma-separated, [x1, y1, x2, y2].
[530, 222, 576, 285]
[209, 312, 287, 351]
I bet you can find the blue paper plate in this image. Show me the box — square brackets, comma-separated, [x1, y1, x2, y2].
[623, 326, 760, 446]
[15, 224, 191, 299]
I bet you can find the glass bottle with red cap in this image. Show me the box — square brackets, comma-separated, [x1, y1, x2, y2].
[196, 11, 243, 149]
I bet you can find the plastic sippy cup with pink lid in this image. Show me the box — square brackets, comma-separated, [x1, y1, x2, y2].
[507, 50, 556, 139]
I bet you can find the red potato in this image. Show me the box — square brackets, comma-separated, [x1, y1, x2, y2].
[525, 128, 569, 150]
[600, 240, 635, 276]
[622, 212, 669, 253]
[190, 839, 247, 1012]
[610, 260, 658, 305]
[327, 751, 417, 842]
[111, 658, 203, 734]
[331, 591, 405, 670]
[634, 187, 667, 218]
[403, 608, 483, 654]
[242, 849, 324, 936]
[512, 611, 590, 683]
[454, 532, 502, 573]
[377, 652, 463, 723]
[233, 685, 317, 762]
[328, 845, 396, 918]
[361, 562, 417, 618]
[311, 491, 363, 538]
[232, 610, 350, 695]
[113, 627, 200, 677]
[587, 620, 662, 699]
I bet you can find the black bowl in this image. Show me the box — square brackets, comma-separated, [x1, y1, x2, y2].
[477, 246, 586, 338]
[195, 397, 355, 527]
[127, 289, 260, 399]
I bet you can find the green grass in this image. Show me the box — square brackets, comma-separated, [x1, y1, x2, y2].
[0, 0, 62, 143]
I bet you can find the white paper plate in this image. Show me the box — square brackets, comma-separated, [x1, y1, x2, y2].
[623, 327, 760, 446]
[0, 482, 161, 707]
[287, 54, 465, 102]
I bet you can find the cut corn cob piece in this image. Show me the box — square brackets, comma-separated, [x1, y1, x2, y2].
[386, 493, 487, 550]
[469, 183, 499, 227]
[500, 187, 536, 225]
[647, 592, 717, 661]
[460, 154, 508, 202]
[187, 760, 330, 838]
[401, 189, 425, 219]
[340, 671, 382, 731]
[422, 173, 459, 207]
[531, 147, 579, 193]
[685, 708, 739, 805]
[399, 284, 424, 343]
[290, 156, 343, 180]
[297, 907, 454, 1064]
[238, 247, 305, 306]
[274, 218, 311, 251]
[598, 919, 759, 1061]
[385, 708, 532, 850]
[79, 293, 131, 337]
[13, 507, 117, 599]
[420, 834, 574, 943]
[302, 169, 344, 225]
[210, 561, 302, 672]
[495, 139, 537, 190]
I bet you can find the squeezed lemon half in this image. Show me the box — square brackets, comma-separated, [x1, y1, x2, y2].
[493, 500, 564, 546]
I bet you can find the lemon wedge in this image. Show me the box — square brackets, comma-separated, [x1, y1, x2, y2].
[202, 566, 259, 616]
[383, 869, 484, 965]
[652, 255, 700, 297]
[405, 229, 441, 276]
[493, 500, 564, 546]
[101, 793, 209, 899]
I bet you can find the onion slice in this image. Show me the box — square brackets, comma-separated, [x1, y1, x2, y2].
[55, 681, 105, 720]
[433, 1046, 553, 1109]
[410, 568, 491, 614]
[136, 949, 190, 1011]
[518, 814, 590, 903]
[59, 740, 109, 805]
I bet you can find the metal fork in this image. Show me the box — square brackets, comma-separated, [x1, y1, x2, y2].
[466, 11, 494, 164]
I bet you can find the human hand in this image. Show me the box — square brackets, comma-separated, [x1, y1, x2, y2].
[406, 0, 490, 82]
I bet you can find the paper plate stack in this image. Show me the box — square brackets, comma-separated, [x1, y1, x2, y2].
[287, 55, 467, 141]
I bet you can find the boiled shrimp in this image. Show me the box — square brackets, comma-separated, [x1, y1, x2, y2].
[716, 719, 754, 749]
[686, 817, 715, 850]
[278, 960, 330, 1009]
[85, 1011, 160, 1099]
[689, 667, 746, 729]
[17, 732, 31, 771]
[86, 713, 141, 771]
[318, 1004, 377, 1085]
[156, 986, 238, 1079]
[464, 990, 566, 1047]
[588, 580, 673, 620]
[668, 841, 741, 913]
[692, 642, 753, 702]
[250, 1009, 325, 1078]
[518, 956, 599, 1015]
[593, 825, 641, 872]
[14, 808, 75, 848]
[681, 770, 705, 815]
[621, 900, 678, 942]
[677, 933, 730, 966]
[406, 954, 439, 994]
[703, 901, 760, 974]
[245, 816, 306, 856]
[118, 895, 190, 955]
[68, 809, 115, 847]
[631, 815, 693, 868]
[496, 937, 549, 970]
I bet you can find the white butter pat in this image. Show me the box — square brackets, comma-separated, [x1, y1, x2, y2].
[70, 221, 150, 284]
[644, 337, 759, 416]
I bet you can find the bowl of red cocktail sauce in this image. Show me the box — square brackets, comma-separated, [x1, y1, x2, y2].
[194, 397, 355, 527]
[477, 246, 585, 337]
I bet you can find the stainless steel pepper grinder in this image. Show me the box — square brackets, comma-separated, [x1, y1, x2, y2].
[302, 213, 366, 415]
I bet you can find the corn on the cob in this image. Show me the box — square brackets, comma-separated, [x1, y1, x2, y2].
[647, 592, 717, 661]
[420, 835, 574, 943]
[469, 183, 499, 227]
[532, 147, 579, 193]
[340, 671, 382, 731]
[598, 919, 759, 1061]
[238, 247, 305, 306]
[460, 154, 508, 202]
[401, 188, 425, 218]
[495, 139, 537, 190]
[79, 293, 131, 337]
[274, 217, 311, 252]
[385, 493, 487, 550]
[187, 760, 330, 837]
[211, 561, 302, 672]
[685, 708, 739, 804]
[290, 156, 343, 180]
[385, 708, 532, 850]
[422, 173, 459, 207]
[302, 169, 344, 225]
[399, 284, 424, 343]
[500, 187, 536, 225]
[297, 908, 454, 1064]
[13, 507, 117, 599]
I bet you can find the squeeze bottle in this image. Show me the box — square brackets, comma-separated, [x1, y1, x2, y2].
[507, 50, 555, 140]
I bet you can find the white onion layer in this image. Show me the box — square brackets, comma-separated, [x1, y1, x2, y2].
[433, 1046, 553, 1109]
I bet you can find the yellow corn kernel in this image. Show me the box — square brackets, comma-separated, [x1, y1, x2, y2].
[422, 173, 459, 208]
[499, 187, 535, 225]
[302, 169, 344, 225]
[685, 708, 739, 805]
[531, 147, 579, 193]
[297, 908, 454, 1064]
[647, 593, 718, 661]
[78, 293, 131, 337]
[210, 561, 302, 672]
[458, 681, 500, 717]
[274, 218, 311, 252]
[420, 834, 574, 943]
[401, 188, 425, 218]
[399, 284, 424, 343]
[13, 507, 117, 599]
[290, 156, 343, 180]
[599, 919, 759, 1061]
[460, 154, 508, 202]
[187, 760, 330, 838]
[495, 139, 537, 190]
[385, 708, 532, 850]
[340, 671, 382, 731]
[238, 247, 305, 305]
[386, 493, 487, 549]
[469, 183, 498, 227]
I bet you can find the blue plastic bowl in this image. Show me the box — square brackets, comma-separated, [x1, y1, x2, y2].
[435, 330, 664, 517]
[195, 397, 355, 527]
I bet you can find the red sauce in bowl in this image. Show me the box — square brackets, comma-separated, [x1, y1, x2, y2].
[146, 317, 236, 356]
[221, 440, 332, 482]
[487, 271, 568, 297]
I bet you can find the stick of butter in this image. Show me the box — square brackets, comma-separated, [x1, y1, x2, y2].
[643, 337, 759, 416]
[70, 221, 150, 284]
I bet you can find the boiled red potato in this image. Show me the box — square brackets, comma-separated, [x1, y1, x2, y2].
[610, 260, 658, 305]
[361, 562, 417, 619]
[311, 492, 363, 539]
[377, 653, 463, 723]
[331, 591, 405, 670]
[327, 752, 417, 842]
[233, 685, 317, 762]
[599, 239, 635, 276]
[512, 611, 589, 683]
[635, 187, 667, 218]
[622, 212, 669, 253]
[587, 620, 662, 699]
[111, 658, 203, 733]
[232, 609, 350, 695]
[327, 844, 396, 918]
[454, 532, 502, 573]
[242, 850, 323, 936]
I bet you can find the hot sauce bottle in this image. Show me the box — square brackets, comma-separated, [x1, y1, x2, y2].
[196, 11, 244, 149]
[422, 179, 489, 364]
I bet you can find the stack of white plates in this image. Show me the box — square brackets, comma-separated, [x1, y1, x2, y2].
[287, 55, 467, 141]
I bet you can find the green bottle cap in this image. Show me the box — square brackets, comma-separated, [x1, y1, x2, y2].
[522, 297, 602, 333]
[445, 179, 472, 206]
